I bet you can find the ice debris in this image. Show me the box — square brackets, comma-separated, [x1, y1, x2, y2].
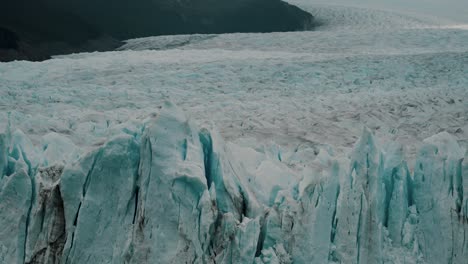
[0, 103, 466, 264]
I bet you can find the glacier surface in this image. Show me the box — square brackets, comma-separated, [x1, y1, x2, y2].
[1, 2, 467, 263]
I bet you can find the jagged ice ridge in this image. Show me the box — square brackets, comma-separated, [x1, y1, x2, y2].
[0, 102, 466, 264]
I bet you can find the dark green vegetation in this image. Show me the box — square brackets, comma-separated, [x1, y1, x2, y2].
[0, 0, 314, 62]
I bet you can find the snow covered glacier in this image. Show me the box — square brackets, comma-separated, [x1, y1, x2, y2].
[0, 102, 466, 264]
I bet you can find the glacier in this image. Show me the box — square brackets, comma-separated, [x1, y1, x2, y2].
[0, 102, 466, 264]
[1, 1, 467, 263]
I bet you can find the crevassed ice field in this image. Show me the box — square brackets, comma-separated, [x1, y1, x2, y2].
[1, 2, 466, 163]
[0, 1, 467, 264]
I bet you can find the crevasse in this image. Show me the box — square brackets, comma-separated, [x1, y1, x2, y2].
[0, 102, 466, 264]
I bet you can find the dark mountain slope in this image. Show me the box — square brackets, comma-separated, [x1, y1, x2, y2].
[0, 0, 314, 62]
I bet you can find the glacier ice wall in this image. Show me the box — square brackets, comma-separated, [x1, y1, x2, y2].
[0, 102, 466, 264]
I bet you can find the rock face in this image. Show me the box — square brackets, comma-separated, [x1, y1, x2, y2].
[0, 27, 19, 49]
[0, 103, 466, 263]
[0, 0, 112, 62]
[0, 27, 51, 62]
[0, 0, 314, 62]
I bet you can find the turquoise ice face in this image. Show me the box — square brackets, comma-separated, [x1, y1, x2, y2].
[0, 102, 466, 264]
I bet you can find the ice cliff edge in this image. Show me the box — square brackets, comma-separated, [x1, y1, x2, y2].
[0, 102, 466, 263]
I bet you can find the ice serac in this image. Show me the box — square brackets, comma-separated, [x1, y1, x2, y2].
[213, 215, 261, 263]
[0, 133, 7, 179]
[40, 133, 80, 168]
[0, 104, 466, 264]
[0, 131, 34, 264]
[291, 150, 340, 263]
[128, 101, 215, 263]
[413, 132, 467, 264]
[0, 169, 32, 264]
[332, 128, 385, 263]
[24, 165, 66, 264]
[381, 142, 409, 247]
[199, 129, 261, 220]
[23, 132, 79, 263]
[61, 135, 140, 263]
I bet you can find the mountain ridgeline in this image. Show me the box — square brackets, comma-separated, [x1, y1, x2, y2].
[0, 0, 315, 62]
